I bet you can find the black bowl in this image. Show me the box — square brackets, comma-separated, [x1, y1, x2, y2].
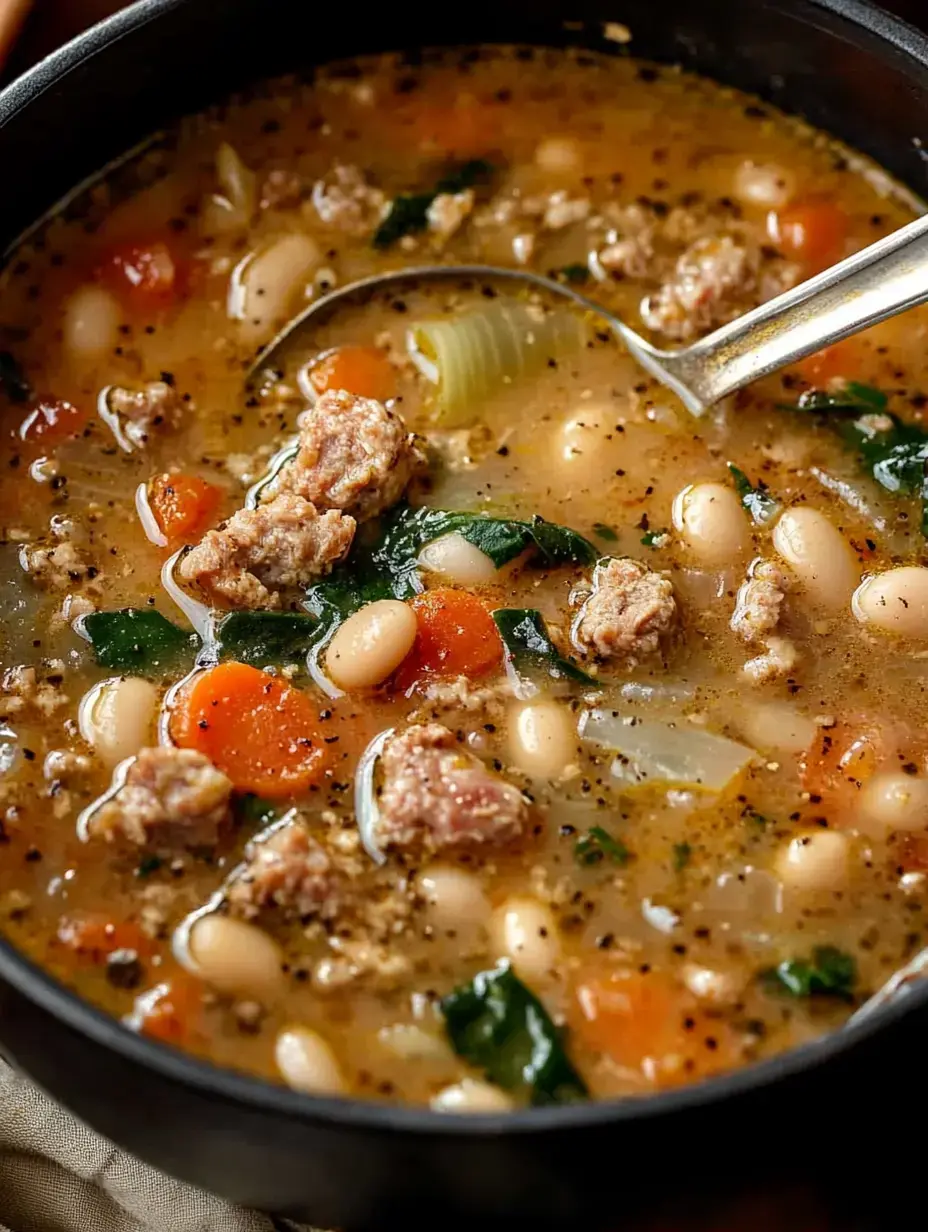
[2, 2, 927, 1227]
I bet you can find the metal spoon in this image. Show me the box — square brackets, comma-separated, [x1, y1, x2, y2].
[250, 211, 928, 414]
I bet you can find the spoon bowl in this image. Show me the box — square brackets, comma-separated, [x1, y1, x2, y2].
[250, 210, 928, 414]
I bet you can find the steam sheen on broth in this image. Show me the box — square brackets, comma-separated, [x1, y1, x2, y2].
[1, 45, 927, 1110]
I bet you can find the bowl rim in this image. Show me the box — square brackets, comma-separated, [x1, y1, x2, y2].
[2, 0, 928, 1138]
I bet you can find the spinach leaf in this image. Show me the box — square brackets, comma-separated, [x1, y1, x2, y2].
[793, 381, 887, 415]
[763, 945, 856, 1000]
[592, 522, 618, 543]
[640, 528, 669, 548]
[556, 263, 590, 285]
[217, 612, 318, 668]
[80, 609, 198, 674]
[234, 794, 283, 827]
[672, 841, 692, 872]
[728, 463, 780, 525]
[742, 805, 769, 830]
[838, 412, 928, 537]
[373, 158, 493, 249]
[0, 351, 31, 404]
[493, 608, 595, 687]
[575, 825, 630, 867]
[135, 855, 164, 879]
[441, 962, 588, 1105]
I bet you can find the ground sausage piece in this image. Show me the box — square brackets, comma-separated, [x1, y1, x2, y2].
[641, 234, 797, 341]
[21, 540, 97, 591]
[311, 164, 386, 235]
[178, 492, 355, 609]
[228, 821, 339, 921]
[107, 381, 181, 448]
[376, 722, 527, 852]
[572, 557, 677, 664]
[274, 389, 425, 521]
[743, 635, 799, 684]
[90, 747, 232, 848]
[731, 561, 789, 644]
[427, 189, 475, 242]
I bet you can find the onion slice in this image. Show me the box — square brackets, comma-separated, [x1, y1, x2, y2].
[354, 728, 394, 866]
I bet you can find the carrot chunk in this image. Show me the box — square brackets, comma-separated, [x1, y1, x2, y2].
[57, 914, 154, 962]
[149, 472, 223, 543]
[98, 239, 182, 309]
[170, 662, 333, 798]
[19, 397, 87, 446]
[393, 588, 503, 691]
[134, 975, 204, 1045]
[308, 346, 398, 402]
[771, 198, 848, 269]
[796, 338, 861, 385]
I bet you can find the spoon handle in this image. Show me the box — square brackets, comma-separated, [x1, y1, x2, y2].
[665, 211, 928, 411]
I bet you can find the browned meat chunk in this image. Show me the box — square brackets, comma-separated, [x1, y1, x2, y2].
[377, 723, 526, 852]
[106, 380, 181, 448]
[227, 820, 339, 921]
[274, 389, 424, 521]
[641, 235, 797, 341]
[731, 561, 789, 645]
[178, 492, 355, 609]
[573, 557, 677, 664]
[311, 164, 386, 235]
[90, 747, 232, 848]
[21, 539, 98, 592]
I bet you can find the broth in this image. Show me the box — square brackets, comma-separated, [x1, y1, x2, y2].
[0, 45, 926, 1109]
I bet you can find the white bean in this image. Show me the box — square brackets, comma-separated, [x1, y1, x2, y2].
[325, 599, 417, 690]
[775, 829, 850, 891]
[508, 701, 577, 779]
[772, 507, 859, 608]
[232, 233, 321, 341]
[534, 137, 582, 175]
[188, 913, 285, 1000]
[417, 533, 497, 585]
[275, 1026, 345, 1096]
[672, 482, 748, 566]
[858, 772, 928, 835]
[418, 865, 490, 932]
[736, 701, 817, 756]
[431, 1078, 513, 1113]
[78, 676, 158, 769]
[491, 896, 560, 983]
[852, 566, 928, 638]
[62, 284, 122, 359]
[378, 1023, 455, 1064]
[556, 409, 622, 489]
[733, 161, 796, 209]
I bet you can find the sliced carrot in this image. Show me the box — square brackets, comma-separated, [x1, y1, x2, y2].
[57, 914, 155, 962]
[799, 720, 888, 825]
[308, 346, 398, 402]
[134, 975, 204, 1045]
[98, 239, 183, 309]
[770, 198, 848, 270]
[406, 95, 499, 156]
[393, 588, 502, 691]
[571, 968, 736, 1087]
[171, 662, 333, 798]
[19, 397, 87, 446]
[149, 472, 223, 543]
[796, 338, 861, 385]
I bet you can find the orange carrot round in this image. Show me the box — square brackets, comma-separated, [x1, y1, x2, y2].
[134, 975, 204, 1045]
[57, 914, 155, 962]
[797, 338, 861, 385]
[99, 239, 183, 309]
[572, 968, 735, 1087]
[771, 198, 848, 269]
[149, 472, 223, 543]
[394, 588, 502, 691]
[171, 662, 333, 798]
[19, 397, 87, 446]
[308, 346, 398, 402]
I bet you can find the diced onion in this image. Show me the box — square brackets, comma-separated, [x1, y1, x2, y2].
[579, 708, 756, 792]
[354, 728, 393, 865]
[407, 300, 585, 426]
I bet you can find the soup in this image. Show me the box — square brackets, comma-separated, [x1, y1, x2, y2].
[1, 44, 926, 1110]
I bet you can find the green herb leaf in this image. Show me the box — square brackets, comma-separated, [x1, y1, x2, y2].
[0, 351, 31, 404]
[792, 381, 888, 414]
[233, 794, 283, 827]
[837, 411, 928, 537]
[557, 263, 590, 285]
[640, 529, 669, 547]
[743, 806, 769, 829]
[672, 841, 692, 872]
[728, 463, 780, 525]
[136, 854, 164, 878]
[575, 825, 630, 867]
[763, 945, 857, 1000]
[373, 159, 493, 249]
[592, 522, 618, 542]
[493, 608, 595, 688]
[79, 609, 198, 674]
[441, 962, 588, 1105]
[217, 612, 318, 668]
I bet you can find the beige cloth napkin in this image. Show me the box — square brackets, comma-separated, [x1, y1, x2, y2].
[0, 1060, 313, 1232]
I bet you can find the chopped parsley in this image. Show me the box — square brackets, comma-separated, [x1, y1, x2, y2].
[640, 528, 669, 547]
[672, 841, 692, 872]
[592, 522, 619, 542]
[728, 463, 780, 525]
[763, 945, 857, 1000]
[557, 263, 591, 285]
[575, 825, 630, 867]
